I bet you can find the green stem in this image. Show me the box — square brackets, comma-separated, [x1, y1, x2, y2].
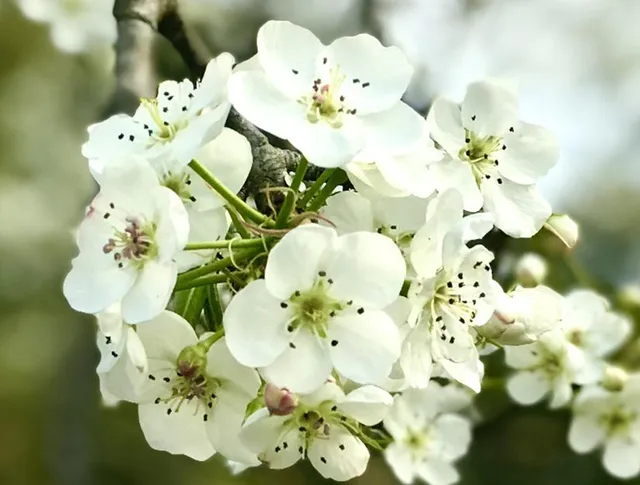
[205, 284, 224, 331]
[227, 207, 252, 239]
[307, 169, 347, 212]
[275, 157, 309, 228]
[298, 168, 336, 208]
[175, 273, 230, 291]
[184, 239, 265, 250]
[200, 328, 225, 351]
[189, 159, 272, 226]
[177, 247, 263, 284]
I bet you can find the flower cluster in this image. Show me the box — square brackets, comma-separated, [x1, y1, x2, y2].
[61, 20, 637, 483]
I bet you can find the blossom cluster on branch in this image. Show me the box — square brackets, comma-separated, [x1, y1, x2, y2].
[50, 13, 640, 484]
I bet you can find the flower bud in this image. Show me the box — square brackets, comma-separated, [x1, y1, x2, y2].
[545, 214, 579, 249]
[602, 366, 629, 392]
[618, 284, 640, 310]
[477, 286, 562, 346]
[515, 253, 547, 287]
[264, 383, 298, 416]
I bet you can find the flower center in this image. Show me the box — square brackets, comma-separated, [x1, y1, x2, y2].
[602, 407, 636, 436]
[537, 347, 564, 378]
[102, 215, 158, 270]
[287, 276, 343, 338]
[61, 0, 84, 13]
[148, 346, 221, 421]
[140, 99, 188, 143]
[161, 171, 197, 205]
[299, 65, 354, 129]
[458, 129, 506, 185]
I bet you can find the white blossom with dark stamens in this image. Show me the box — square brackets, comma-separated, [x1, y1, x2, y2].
[83, 53, 234, 167]
[402, 201, 496, 392]
[96, 304, 148, 403]
[426, 79, 559, 237]
[240, 381, 392, 481]
[136, 312, 261, 463]
[63, 158, 189, 323]
[224, 224, 405, 393]
[17, 0, 116, 53]
[229, 20, 423, 168]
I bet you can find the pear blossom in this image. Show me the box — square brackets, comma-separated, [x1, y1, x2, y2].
[96, 304, 147, 403]
[505, 329, 600, 408]
[240, 381, 392, 481]
[561, 290, 632, 379]
[477, 285, 563, 346]
[545, 213, 579, 249]
[346, 126, 443, 198]
[229, 20, 423, 168]
[224, 224, 405, 393]
[82, 53, 235, 166]
[426, 79, 559, 237]
[402, 192, 496, 391]
[63, 159, 189, 323]
[514, 252, 548, 287]
[569, 376, 640, 479]
[383, 383, 472, 485]
[136, 311, 261, 463]
[17, 0, 116, 53]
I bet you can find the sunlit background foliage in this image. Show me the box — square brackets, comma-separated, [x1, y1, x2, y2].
[1, 0, 639, 484]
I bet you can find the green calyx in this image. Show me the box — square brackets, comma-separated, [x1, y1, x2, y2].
[288, 279, 344, 338]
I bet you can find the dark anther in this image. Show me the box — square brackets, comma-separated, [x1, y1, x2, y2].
[189, 196, 197, 202]
[287, 325, 294, 332]
[471, 115, 477, 121]
[502, 144, 507, 150]
[435, 316, 443, 322]
[105, 336, 112, 344]
[299, 446, 304, 454]
[448, 298, 455, 305]
[465, 138, 470, 143]
[163, 377, 170, 383]
[117, 263, 123, 269]
[465, 150, 471, 156]
[203, 414, 208, 422]
[280, 302, 288, 309]
[479, 292, 486, 298]
[149, 374, 156, 380]
[321, 457, 327, 464]
[289, 342, 296, 349]
[390, 225, 397, 230]
[292, 69, 299, 74]
[319, 271, 326, 277]
[447, 282, 453, 288]
[323, 57, 328, 64]
[283, 442, 289, 449]
[162, 107, 168, 113]
[339, 95, 345, 102]
[331, 405, 337, 411]
[329, 311, 336, 317]
[357, 307, 364, 314]
[109, 202, 115, 209]
[458, 272, 463, 279]
[166, 409, 172, 415]
[459, 317, 465, 324]
[509, 126, 515, 132]
[295, 290, 301, 297]
[458, 282, 465, 288]
[362, 82, 370, 88]
[103, 212, 110, 219]
[328, 279, 334, 284]
[473, 281, 480, 287]
[347, 300, 353, 305]
[275, 446, 281, 453]
[299, 426, 306, 432]
[154, 398, 161, 404]
[449, 336, 456, 344]
[208, 402, 213, 408]
[339, 444, 345, 450]
[111, 351, 118, 358]
[497, 178, 503, 184]
[441, 334, 446, 340]
[331, 340, 339, 347]
[118, 133, 124, 140]
[129, 135, 135, 142]
[353, 78, 360, 83]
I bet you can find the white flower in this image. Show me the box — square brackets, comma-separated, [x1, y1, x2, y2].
[514, 252, 548, 287]
[562, 290, 632, 379]
[96, 304, 147, 403]
[545, 213, 579, 249]
[224, 224, 405, 393]
[240, 381, 392, 481]
[63, 159, 189, 323]
[426, 79, 559, 237]
[229, 20, 423, 168]
[91, 128, 252, 271]
[569, 377, 640, 479]
[82, 53, 234, 166]
[402, 193, 496, 391]
[477, 285, 563, 346]
[17, 0, 116, 53]
[505, 329, 599, 408]
[383, 383, 472, 485]
[346, 126, 443, 198]
[136, 311, 261, 463]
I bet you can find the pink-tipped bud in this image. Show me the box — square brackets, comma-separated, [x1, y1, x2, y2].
[264, 384, 298, 416]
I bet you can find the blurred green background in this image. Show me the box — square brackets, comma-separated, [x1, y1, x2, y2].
[0, 1, 639, 484]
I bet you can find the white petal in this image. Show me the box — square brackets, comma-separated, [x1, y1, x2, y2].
[338, 385, 393, 426]
[121, 261, 177, 324]
[498, 122, 559, 185]
[223, 279, 290, 368]
[603, 437, 640, 479]
[135, 311, 198, 359]
[261, 329, 332, 394]
[153, 187, 190, 261]
[320, 191, 375, 235]
[138, 399, 215, 461]
[229, 70, 303, 140]
[191, 53, 234, 112]
[308, 427, 369, 481]
[257, 20, 323, 99]
[506, 370, 550, 406]
[206, 338, 261, 399]
[98, 340, 146, 403]
[432, 414, 472, 460]
[568, 415, 606, 454]
[325, 232, 405, 309]
[417, 458, 460, 485]
[63, 254, 136, 315]
[441, 354, 483, 393]
[346, 160, 409, 198]
[265, 224, 336, 299]
[461, 81, 518, 136]
[240, 408, 287, 453]
[431, 157, 483, 212]
[371, 195, 432, 234]
[326, 34, 412, 114]
[426, 97, 465, 156]
[360, 102, 424, 154]
[92, 154, 159, 192]
[82, 115, 149, 161]
[481, 178, 551, 238]
[374, 149, 437, 199]
[399, 323, 434, 389]
[384, 443, 416, 484]
[504, 342, 541, 369]
[288, 118, 363, 168]
[206, 394, 258, 464]
[328, 310, 400, 385]
[260, 425, 305, 470]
